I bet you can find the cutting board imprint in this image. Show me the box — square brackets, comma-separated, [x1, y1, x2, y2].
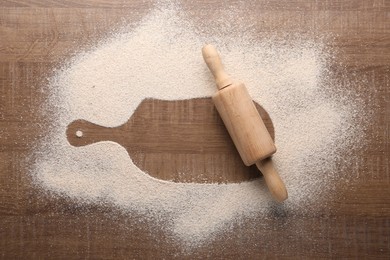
[67, 98, 275, 183]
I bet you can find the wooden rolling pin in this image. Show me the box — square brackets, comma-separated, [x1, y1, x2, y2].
[202, 44, 288, 202]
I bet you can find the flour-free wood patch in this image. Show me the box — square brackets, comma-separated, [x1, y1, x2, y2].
[67, 97, 275, 183]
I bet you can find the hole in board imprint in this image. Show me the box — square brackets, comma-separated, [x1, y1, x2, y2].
[75, 130, 83, 138]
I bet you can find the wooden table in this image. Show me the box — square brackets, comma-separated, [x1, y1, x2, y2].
[1, 0, 389, 258]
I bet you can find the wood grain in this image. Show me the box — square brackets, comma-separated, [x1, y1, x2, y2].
[0, 0, 389, 258]
[66, 98, 274, 183]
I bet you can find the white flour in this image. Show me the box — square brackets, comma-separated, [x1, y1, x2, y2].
[31, 3, 366, 248]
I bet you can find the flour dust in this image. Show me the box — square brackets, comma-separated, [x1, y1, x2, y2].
[30, 2, 367, 248]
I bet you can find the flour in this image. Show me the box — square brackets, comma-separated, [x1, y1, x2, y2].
[31, 2, 366, 249]
[75, 130, 83, 138]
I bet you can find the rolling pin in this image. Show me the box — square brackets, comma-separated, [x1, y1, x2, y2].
[202, 44, 288, 202]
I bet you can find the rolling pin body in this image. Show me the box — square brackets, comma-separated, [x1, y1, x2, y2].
[202, 44, 288, 202]
[213, 82, 276, 166]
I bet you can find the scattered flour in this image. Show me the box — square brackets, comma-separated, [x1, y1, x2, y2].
[31, 3, 366, 248]
[75, 130, 83, 138]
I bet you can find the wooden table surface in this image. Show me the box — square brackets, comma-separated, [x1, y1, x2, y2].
[1, 0, 389, 258]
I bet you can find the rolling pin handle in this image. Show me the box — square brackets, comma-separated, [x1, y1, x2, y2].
[256, 159, 288, 202]
[202, 44, 233, 90]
